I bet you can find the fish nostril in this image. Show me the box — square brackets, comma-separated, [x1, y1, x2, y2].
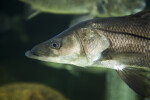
[30, 49, 39, 56]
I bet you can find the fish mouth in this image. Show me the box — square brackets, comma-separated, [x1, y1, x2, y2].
[25, 50, 32, 58]
[25, 50, 38, 59]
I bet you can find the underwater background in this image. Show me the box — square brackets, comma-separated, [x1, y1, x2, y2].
[0, 0, 150, 100]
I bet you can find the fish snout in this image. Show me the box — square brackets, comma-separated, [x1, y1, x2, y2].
[25, 43, 51, 58]
[30, 47, 41, 56]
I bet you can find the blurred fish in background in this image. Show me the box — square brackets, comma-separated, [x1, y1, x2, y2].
[20, 0, 146, 22]
[101, 0, 146, 16]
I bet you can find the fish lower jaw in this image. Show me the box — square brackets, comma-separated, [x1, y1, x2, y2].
[63, 58, 93, 67]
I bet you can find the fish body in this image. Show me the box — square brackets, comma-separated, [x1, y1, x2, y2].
[103, 0, 145, 16]
[26, 11, 150, 98]
[21, 0, 100, 15]
[20, 0, 145, 18]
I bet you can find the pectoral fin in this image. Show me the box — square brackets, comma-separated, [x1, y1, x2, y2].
[116, 66, 150, 98]
[27, 10, 40, 19]
[23, 5, 40, 20]
[101, 52, 150, 97]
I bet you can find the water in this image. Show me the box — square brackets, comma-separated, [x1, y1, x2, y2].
[0, 0, 149, 100]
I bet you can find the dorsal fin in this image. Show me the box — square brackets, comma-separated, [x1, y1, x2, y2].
[129, 10, 150, 18]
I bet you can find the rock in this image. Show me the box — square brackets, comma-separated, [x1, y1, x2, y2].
[0, 83, 68, 100]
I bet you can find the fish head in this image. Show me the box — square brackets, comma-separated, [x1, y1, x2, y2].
[25, 21, 110, 67]
[25, 25, 91, 67]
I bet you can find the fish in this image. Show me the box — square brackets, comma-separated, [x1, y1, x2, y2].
[25, 10, 150, 98]
[103, 0, 146, 16]
[20, 0, 145, 19]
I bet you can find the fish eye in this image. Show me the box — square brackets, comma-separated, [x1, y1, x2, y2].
[50, 40, 60, 49]
[52, 43, 57, 47]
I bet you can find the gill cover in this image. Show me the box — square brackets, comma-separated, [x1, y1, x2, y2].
[77, 27, 110, 64]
